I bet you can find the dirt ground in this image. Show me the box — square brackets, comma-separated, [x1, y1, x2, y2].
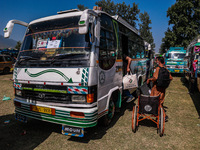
[0, 73, 200, 150]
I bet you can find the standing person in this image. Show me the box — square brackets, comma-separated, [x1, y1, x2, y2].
[147, 57, 173, 102]
[147, 57, 173, 120]
[123, 54, 135, 102]
[147, 57, 172, 120]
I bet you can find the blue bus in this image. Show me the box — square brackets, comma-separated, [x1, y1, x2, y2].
[165, 47, 186, 73]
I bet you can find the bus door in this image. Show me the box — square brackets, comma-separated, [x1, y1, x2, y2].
[121, 34, 129, 75]
[97, 14, 120, 113]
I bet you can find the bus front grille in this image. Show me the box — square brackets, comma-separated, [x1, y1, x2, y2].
[22, 91, 71, 104]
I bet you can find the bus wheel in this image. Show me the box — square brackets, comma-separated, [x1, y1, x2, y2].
[189, 75, 194, 92]
[100, 97, 115, 126]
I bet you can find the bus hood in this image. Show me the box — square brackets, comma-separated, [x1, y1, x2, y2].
[13, 68, 89, 86]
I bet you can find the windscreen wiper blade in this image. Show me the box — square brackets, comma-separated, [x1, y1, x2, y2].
[51, 53, 88, 62]
[17, 56, 39, 64]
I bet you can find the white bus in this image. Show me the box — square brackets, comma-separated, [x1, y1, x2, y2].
[4, 7, 150, 137]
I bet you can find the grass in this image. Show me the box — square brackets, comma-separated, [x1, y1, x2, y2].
[0, 74, 200, 150]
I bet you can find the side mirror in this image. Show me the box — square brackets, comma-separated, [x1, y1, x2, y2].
[3, 20, 28, 38]
[4, 21, 14, 38]
[79, 9, 98, 35]
[79, 13, 89, 34]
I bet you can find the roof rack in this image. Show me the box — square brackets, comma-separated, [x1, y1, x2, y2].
[57, 9, 80, 14]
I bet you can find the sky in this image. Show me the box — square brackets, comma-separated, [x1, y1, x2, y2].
[0, 0, 176, 52]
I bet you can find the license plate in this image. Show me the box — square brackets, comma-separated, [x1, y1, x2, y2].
[15, 113, 27, 123]
[31, 105, 52, 115]
[62, 125, 84, 137]
[175, 70, 180, 73]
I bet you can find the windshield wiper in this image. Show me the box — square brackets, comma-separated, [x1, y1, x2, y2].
[51, 53, 88, 62]
[17, 56, 39, 64]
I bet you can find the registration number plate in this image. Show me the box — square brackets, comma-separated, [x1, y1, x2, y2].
[175, 70, 180, 73]
[62, 125, 84, 137]
[15, 113, 27, 123]
[31, 105, 54, 115]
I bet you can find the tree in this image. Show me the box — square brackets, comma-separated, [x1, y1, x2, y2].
[160, 28, 177, 54]
[77, 4, 88, 11]
[95, 0, 140, 28]
[15, 41, 21, 50]
[160, 0, 200, 53]
[139, 11, 155, 50]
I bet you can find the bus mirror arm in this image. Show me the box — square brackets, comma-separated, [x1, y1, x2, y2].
[90, 23, 95, 43]
[3, 20, 28, 38]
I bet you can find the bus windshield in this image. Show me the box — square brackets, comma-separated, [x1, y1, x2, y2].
[167, 53, 185, 59]
[17, 16, 91, 67]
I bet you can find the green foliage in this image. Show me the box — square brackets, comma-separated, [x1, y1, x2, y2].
[95, 0, 140, 28]
[15, 41, 21, 50]
[77, 4, 88, 11]
[139, 11, 155, 50]
[160, 0, 200, 54]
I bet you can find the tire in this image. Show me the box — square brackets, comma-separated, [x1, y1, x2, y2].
[3, 67, 10, 74]
[138, 77, 142, 87]
[194, 78, 197, 92]
[100, 97, 115, 126]
[132, 105, 138, 133]
[136, 88, 141, 96]
[158, 107, 165, 137]
[183, 71, 186, 81]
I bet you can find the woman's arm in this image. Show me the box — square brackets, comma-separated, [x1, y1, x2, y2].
[147, 67, 159, 84]
[126, 56, 132, 72]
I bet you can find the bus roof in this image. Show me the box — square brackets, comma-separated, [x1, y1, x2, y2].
[29, 8, 140, 36]
[169, 47, 185, 51]
[167, 47, 186, 53]
[29, 11, 83, 25]
[194, 42, 200, 46]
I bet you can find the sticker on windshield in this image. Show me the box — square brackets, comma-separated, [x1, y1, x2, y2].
[47, 40, 61, 49]
[37, 40, 48, 48]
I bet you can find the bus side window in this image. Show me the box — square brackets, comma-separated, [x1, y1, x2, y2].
[99, 14, 116, 70]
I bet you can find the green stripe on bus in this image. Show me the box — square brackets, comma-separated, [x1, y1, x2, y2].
[22, 87, 67, 94]
[25, 68, 73, 83]
[16, 110, 97, 128]
[16, 108, 97, 123]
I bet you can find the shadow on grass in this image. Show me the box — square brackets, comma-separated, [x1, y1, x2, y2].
[68, 100, 136, 143]
[171, 73, 184, 77]
[138, 119, 157, 128]
[180, 77, 200, 118]
[0, 100, 137, 146]
[0, 114, 60, 150]
[0, 72, 13, 76]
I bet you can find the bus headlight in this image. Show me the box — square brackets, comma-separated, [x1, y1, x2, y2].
[71, 95, 86, 103]
[16, 90, 22, 96]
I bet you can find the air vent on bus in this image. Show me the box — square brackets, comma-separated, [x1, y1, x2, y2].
[57, 9, 80, 14]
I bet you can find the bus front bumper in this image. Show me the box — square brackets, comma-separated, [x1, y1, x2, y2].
[167, 68, 184, 73]
[14, 98, 98, 128]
